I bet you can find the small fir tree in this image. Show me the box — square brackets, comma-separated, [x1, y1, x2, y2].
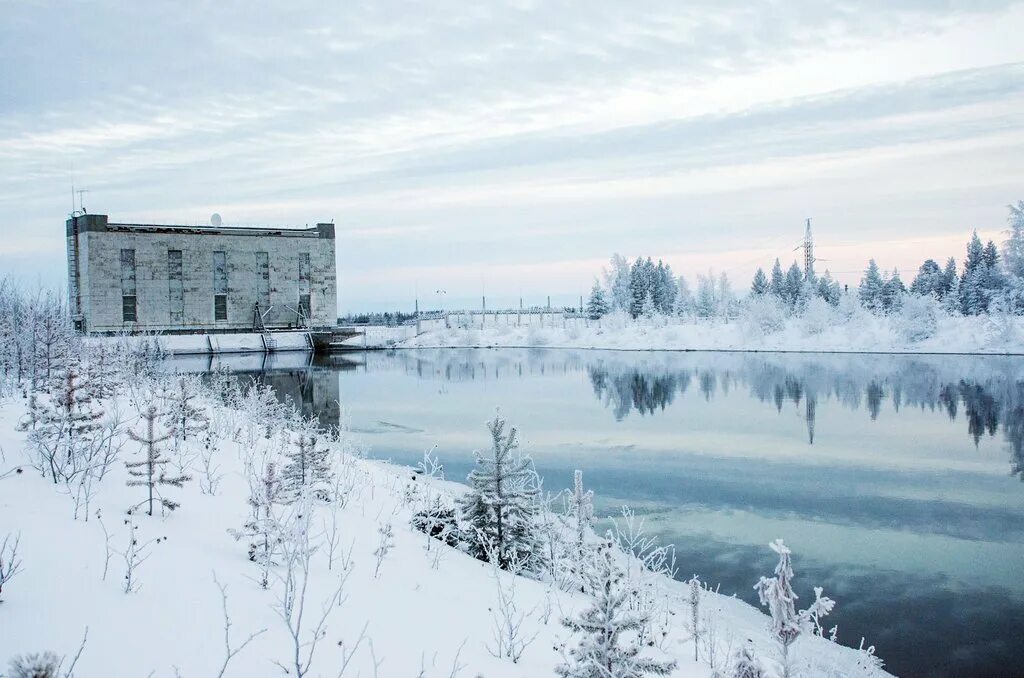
[163, 376, 208, 453]
[229, 461, 285, 588]
[460, 414, 540, 570]
[126, 405, 190, 515]
[556, 541, 676, 678]
[281, 432, 333, 502]
[730, 642, 767, 678]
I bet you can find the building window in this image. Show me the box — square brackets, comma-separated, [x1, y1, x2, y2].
[168, 249, 183, 324]
[255, 252, 270, 309]
[120, 248, 136, 323]
[298, 252, 311, 321]
[213, 250, 228, 321]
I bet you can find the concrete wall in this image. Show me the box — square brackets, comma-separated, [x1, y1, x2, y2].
[71, 217, 337, 333]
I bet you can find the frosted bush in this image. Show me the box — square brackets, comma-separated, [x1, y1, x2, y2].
[834, 293, 862, 324]
[800, 297, 832, 336]
[895, 294, 939, 342]
[527, 323, 549, 346]
[7, 652, 60, 678]
[740, 295, 787, 337]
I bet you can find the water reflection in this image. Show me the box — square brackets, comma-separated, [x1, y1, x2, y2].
[166, 348, 1024, 677]
[583, 355, 1024, 478]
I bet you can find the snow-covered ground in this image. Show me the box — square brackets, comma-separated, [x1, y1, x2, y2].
[0, 372, 890, 677]
[400, 310, 1024, 354]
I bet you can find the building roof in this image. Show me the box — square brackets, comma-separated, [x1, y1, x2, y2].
[67, 214, 335, 239]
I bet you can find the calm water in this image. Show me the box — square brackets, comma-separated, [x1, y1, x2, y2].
[176, 348, 1024, 678]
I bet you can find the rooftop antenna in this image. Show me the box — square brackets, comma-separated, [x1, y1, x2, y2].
[76, 188, 90, 215]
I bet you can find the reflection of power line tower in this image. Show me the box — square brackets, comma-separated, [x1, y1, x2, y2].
[793, 218, 815, 279]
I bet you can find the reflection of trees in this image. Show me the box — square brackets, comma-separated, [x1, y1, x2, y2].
[585, 356, 1024, 479]
[589, 363, 687, 420]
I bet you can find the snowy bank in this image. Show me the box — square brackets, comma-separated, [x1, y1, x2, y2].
[0, 370, 890, 678]
[399, 310, 1024, 355]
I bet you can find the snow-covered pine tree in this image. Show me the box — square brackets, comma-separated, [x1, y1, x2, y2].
[1004, 200, 1024, 280]
[586, 281, 610, 319]
[460, 414, 540, 570]
[910, 259, 942, 297]
[281, 431, 334, 502]
[556, 540, 676, 678]
[695, 271, 717, 319]
[858, 259, 885, 313]
[567, 469, 594, 591]
[126, 405, 190, 516]
[943, 272, 961, 315]
[754, 539, 835, 678]
[163, 376, 208, 454]
[769, 259, 785, 299]
[750, 268, 770, 296]
[882, 269, 906, 312]
[629, 258, 656, 319]
[783, 262, 803, 308]
[940, 257, 958, 299]
[729, 642, 767, 678]
[816, 270, 840, 306]
[674, 277, 693, 318]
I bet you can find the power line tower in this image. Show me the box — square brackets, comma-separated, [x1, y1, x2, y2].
[794, 218, 815, 279]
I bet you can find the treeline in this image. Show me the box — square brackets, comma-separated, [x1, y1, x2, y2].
[586, 201, 1024, 322]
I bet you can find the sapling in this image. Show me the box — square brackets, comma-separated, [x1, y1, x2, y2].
[556, 540, 676, 677]
[126, 405, 190, 516]
[460, 414, 541, 571]
[372, 522, 395, 578]
[566, 469, 594, 592]
[730, 641, 767, 678]
[754, 539, 835, 678]
[0, 532, 24, 602]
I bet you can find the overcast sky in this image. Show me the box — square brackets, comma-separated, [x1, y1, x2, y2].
[2, 1, 1023, 311]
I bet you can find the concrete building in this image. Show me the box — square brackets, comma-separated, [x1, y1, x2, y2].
[66, 213, 337, 334]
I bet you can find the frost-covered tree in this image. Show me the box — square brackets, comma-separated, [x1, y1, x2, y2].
[674, 277, 693, 318]
[163, 376, 208, 454]
[882, 269, 906, 312]
[910, 259, 942, 297]
[629, 258, 656, 318]
[126, 405, 190, 516]
[750, 268, 770, 296]
[652, 261, 677, 314]
[22, 366, 103, 484]
[603, 254, 632, 313]
[695, 272, 717, 319]
[556, 540, 676, 678]
[229, 460, 285, 588]
[566, 470, 594, 591]
[858, 259, 885, 313]
[586, 281, 610, 320]
[1004, 200, 1024, 280]
[281, 432, 334, 502]
[940, 257, 958, 299]
[754, 539, 835, 678]
[769, 259, 785, 299]
[729, 642, 767, 678]
[815, 270, 841, 306]
[782, 262, 803, 308]
[960, 267, 988, 316]
[460, 414, 540, 570]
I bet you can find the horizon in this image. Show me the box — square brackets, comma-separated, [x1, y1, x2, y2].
[2, 2, 1023, 312]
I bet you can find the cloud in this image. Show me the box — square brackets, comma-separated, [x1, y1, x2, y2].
[2, 1, 1023, 308]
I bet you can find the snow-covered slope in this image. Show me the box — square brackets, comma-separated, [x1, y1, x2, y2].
[0, 381, 890, 677]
